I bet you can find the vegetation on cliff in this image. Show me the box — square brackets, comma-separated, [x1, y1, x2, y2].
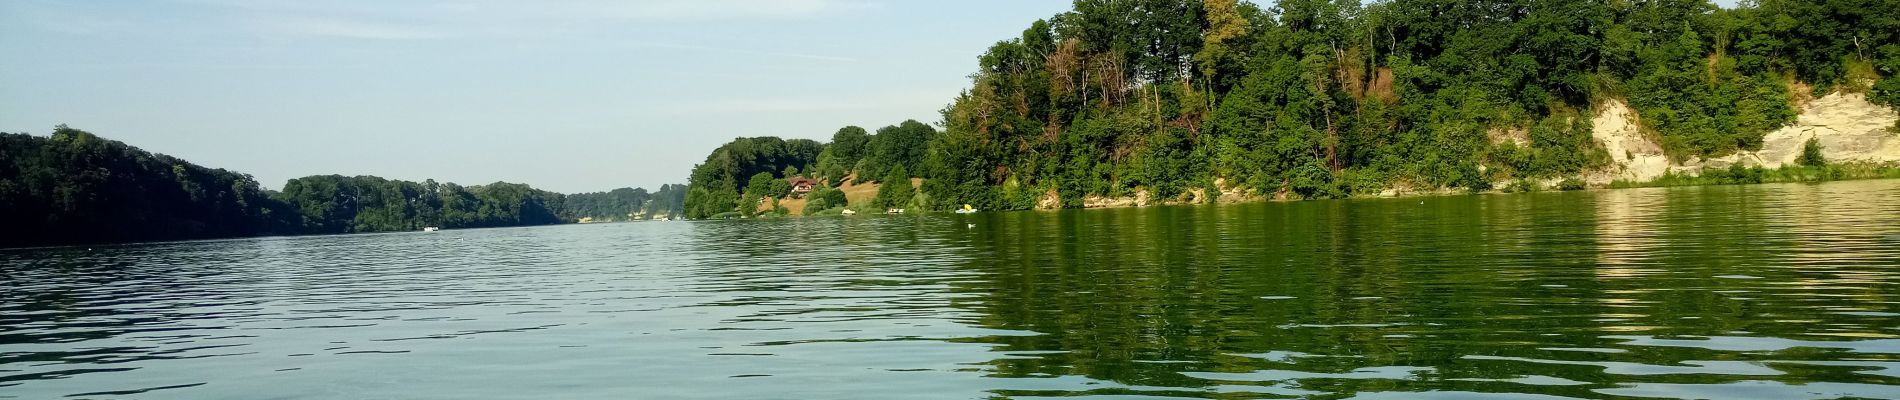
[682, 0, 1900, 217]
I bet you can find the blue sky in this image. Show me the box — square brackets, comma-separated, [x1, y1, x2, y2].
[0, 0, 1073, 192]
[0, 0, 1741, 193]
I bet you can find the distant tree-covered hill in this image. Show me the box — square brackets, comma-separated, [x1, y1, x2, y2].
[566, 184, 688, 222]
[0, 126, 682, 248]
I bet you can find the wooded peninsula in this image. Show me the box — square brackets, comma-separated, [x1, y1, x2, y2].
[681, 0, 1900, 219]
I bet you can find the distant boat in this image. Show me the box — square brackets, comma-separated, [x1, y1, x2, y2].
[842, 209, 857, 215]
[954, 204, 978, 214]
[886, 208, 905, 215]
[422, 227, 440, 232]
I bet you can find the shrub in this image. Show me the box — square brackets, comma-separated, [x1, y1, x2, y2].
[1797, 137, 1827, 167]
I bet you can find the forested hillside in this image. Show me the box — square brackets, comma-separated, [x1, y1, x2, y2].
[683, 0, 1900, 216]
[0, 127, 293, 246]
[0, 126, 683, 247]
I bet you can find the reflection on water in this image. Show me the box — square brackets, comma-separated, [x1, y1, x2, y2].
[3, 180, 1900, 399]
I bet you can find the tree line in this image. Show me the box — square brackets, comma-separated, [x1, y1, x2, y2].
[682, 0, 1899, 216]
[0, 126, 685, 248]
[680, 121, 936, 219]
[566, 184, 688, 222]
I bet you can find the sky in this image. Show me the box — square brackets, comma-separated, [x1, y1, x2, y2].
[0, 0, 1745, 193]
[0, 0, 1074, 193]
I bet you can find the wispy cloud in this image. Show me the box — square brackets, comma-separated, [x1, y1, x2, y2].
[507, 0, 880, 21]
[261, 16, 447, 40]
[195, 0, 877, 42]
[658, 89, 953, 115]
[629, 41, 858, 62]
[47, 62, 367, 70]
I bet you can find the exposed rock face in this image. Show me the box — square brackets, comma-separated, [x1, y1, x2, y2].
[1213, 177, 1264, 204]
[1084, 189, 1150, 208]
[1591, 92, 1899, 184]
[1037, 189, 1062, 210]
[1587, 99, 1671, 185]
[1076, 91, 1896, 208]
[1755, 92, 1900, 167]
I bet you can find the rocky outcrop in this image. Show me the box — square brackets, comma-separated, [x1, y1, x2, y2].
[1586, 99, 1672, 185]
[1753, 92, 1900, 167]
[1590, 91, 1899, 184]
[1083, 189, 1151, 208]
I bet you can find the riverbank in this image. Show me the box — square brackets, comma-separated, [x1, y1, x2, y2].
[1055, 167, 1900, 211]
[1055, 90, 1900, 210]
[13, 180, 1900, 399]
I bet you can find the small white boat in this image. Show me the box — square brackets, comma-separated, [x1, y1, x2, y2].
[953, 204, 978, 214]
[422, 227, 440, 232]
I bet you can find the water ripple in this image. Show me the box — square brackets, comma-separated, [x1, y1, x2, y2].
[1, 181, 1899, 398]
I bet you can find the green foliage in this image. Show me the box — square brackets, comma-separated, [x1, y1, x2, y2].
[641, 184, 690, 220]
[564, 187, 648, 222]
[0, 126, 291, 247]
[1557, 178, 1587, 191]
[1289, 160, 1342, 200]
[1798, 137, 1828, 167]
[1705, 164, 1768, 185]
[683, 136, 823, 219]
[873, 166, 915, 209]
[802, 197, 831, 215]
[744, 172, 790, 199]
[676, 0, 1898, 214]
[767, 198, 790, 217]
[859, 121, 937, 181]
[1, 127, 680, 247]
[1874, 77, 1900, 111]
[1504, 179, 1541, 194]
[1488, 116, 1611, 179]
[273, 176, 567, 233]
[802, 186, 850, 215]
[812, 126, 870, 181]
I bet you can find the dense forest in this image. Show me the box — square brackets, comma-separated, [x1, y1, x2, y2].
[0, 126, 685, 248]
[682, 0, 1899, 217]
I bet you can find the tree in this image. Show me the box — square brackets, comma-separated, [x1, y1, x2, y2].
[873, 166, 915, 209]
[1798, 137, 1827, 166]
[816, 126, 871, 180]
[860, 121, 937, 180]
[744, 172, 778, 197]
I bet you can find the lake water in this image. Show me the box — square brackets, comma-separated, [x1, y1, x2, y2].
[5, 181, 1900, 399]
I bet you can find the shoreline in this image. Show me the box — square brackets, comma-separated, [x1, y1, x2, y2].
[1055, 164, 1900, 212]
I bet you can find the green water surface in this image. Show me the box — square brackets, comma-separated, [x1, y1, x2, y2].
[4, 181, 1900, 399]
